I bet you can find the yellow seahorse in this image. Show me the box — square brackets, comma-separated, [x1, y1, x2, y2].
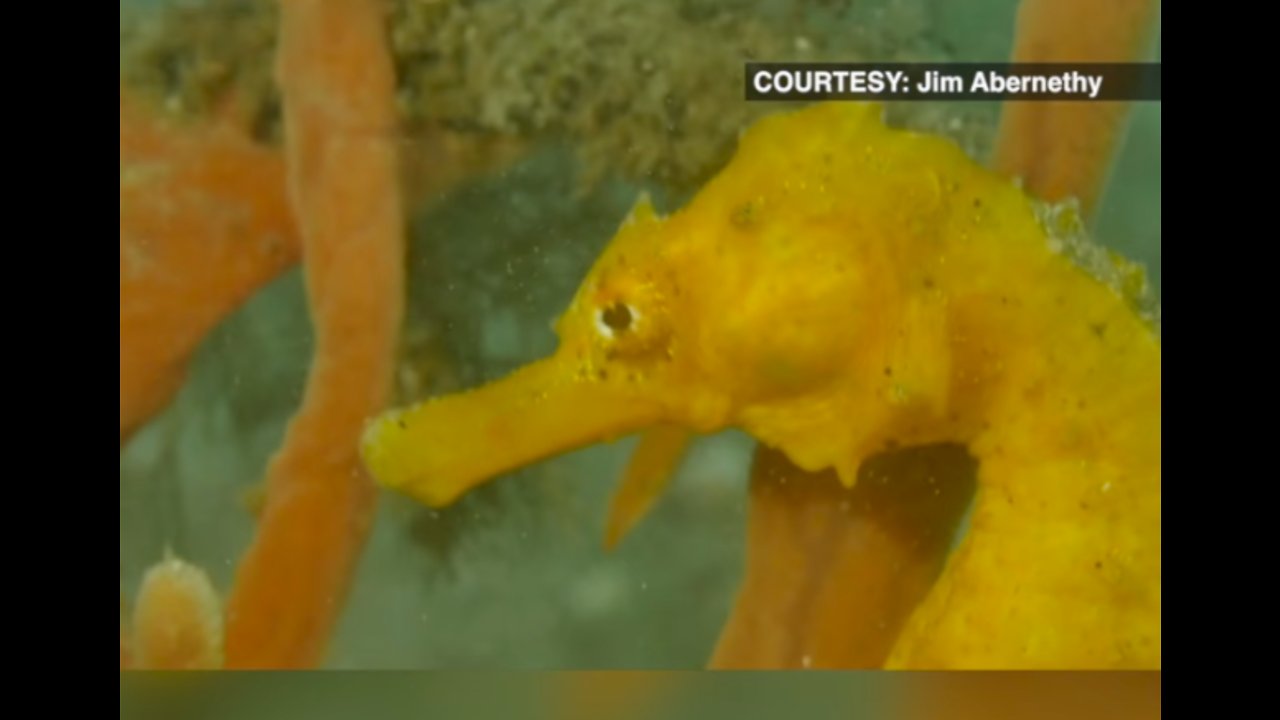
[361, 102, 1160, 668]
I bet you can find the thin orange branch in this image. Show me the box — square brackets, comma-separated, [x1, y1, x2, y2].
[993, 0, 1159, 217]
[711, 445, 972, 668]
[222, 0, 404, 668]
[120, 91, 300, 443]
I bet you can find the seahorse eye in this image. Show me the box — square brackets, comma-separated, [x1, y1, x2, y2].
[597, 301, 635, 338]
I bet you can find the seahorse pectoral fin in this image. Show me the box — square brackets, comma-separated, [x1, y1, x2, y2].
[603, 425, 694, 550]
[361, 353, 666, 508]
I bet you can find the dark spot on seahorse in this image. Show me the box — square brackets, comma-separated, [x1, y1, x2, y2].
[731, 202, 757, 228]
[1091, 322, 1108, 338]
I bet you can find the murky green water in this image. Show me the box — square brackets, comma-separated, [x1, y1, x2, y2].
[120, 0, 1160, 669]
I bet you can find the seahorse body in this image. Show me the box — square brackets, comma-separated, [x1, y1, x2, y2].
[361, 102, 1160, 668]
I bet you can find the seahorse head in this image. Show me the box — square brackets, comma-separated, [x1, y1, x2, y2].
[362, 103, 928, 506]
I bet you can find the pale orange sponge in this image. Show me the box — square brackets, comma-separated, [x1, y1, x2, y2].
[131, 555, 224, 670]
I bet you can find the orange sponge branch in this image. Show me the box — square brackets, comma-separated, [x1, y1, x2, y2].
[993, 0, 1160, 218]
[222, 0, 405, 668]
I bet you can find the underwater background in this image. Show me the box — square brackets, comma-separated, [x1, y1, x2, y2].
[119, 0, 1160, 669]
